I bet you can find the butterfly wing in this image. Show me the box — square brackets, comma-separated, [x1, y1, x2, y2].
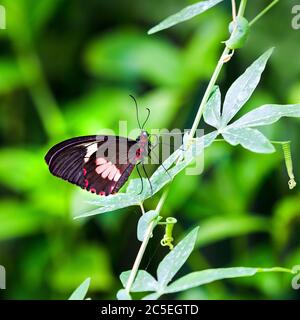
[45, 135, 138, 195]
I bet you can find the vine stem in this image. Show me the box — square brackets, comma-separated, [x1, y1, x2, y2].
[188, 46, 229, 139]
[124, 0, 249, 297]
[189, 0, 247, 140]
[125, 190, 169, 294]
[249, 0, 279, 27]
[214, 139, 291, 145]
[231, 0, 237, 22]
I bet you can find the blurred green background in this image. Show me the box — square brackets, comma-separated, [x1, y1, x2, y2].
[0, 0, 300, 299]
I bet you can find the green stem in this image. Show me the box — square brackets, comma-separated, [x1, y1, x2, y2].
[238, 0, 248, 17]
[188, 47, 229, 139]
[249, 0, 279, 27]
[189, 0, 248, 140]
[270, 140, 291, 145]
[214, 139, 291, 145]
[139, 203, 146, 215]
[125, 0, 249, 297]
[125, 190, 168, 294]
[258, 267, 294, 274]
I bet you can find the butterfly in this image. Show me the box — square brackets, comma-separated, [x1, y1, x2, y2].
[45, 96, 152, 196]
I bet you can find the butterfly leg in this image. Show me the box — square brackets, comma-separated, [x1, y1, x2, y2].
[141, 161, 153, 195]
[136, 162, 144, 195]
[148, 152, 172, 182]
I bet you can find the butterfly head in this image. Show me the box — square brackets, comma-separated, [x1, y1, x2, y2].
[137, 130, 150, 145]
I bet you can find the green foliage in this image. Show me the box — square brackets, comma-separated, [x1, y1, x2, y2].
[1, 0, 300, 301]
[85, 30, 183, 87]
[204, 49, 300, 153]
[51, 245, 113, 293]
[74, 132, 217, 218]
[220, 48, 274, 127]
[119, 228, 293, 299]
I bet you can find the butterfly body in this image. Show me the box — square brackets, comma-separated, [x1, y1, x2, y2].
[45, 131, 150, 196]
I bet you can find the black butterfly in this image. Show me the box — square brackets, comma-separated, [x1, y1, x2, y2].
[45, 96, 151, 196]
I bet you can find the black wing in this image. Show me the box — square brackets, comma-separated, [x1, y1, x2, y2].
[45, 135, 138, 195]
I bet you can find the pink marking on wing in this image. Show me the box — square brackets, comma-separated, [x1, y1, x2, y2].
[99, 191, 105, 196]
[84, 179, 89, 188]
[101, 166, 112, 179]
[108, 167, 118, 180]
[113, 171, 122, 182]
[96, 157, 106, 165]
[83, 168, 87, 176]
[95, 162, 111, 174]
[90, 188, 96, 193]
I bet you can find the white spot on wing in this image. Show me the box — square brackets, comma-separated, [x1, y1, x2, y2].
[84, 144, 98, 163]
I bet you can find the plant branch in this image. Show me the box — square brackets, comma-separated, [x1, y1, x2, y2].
[189, 0, 248, 140]
[125, 0, 249, 297]
[125, 190, 169, 294]
[249, 0, 279, 27]
[231, 0, 237, 22]
[238, 0, 248, 17]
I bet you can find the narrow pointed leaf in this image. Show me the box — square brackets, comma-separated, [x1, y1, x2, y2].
[148, 0, 224, 34]
[120, 270, 158, 292]
[165, 267, 293, 294]
[230, 104, 300, 128]
[222, 127, 275, 153]
[68, 278, 90, 300]
[203, 86, 222, 128]
[221, 48, 274, 127]
[156, 227, 199, 290]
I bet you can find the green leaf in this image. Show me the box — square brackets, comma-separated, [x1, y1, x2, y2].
[164, 267, 293, 294]
[203, 86, 222, 128]
[195, 216, 270, 248]
[120, 270, 158, 292]
[0, 59, 24, 94]
[0, 149, 45, 192]
[68, 278, 90, 300]
[0, 201, 44, 240]
[116, 289, 131, 300]
[229, 104, 300, 128]
[221, 48, 274, 127]
[222, 127, 275, 153]
[51, 245, 113, 292]
[84, 30, 183, 87]
[137, 210, 159, 242]
[30, 0, 61, 32]
[148, 0, 224, 34]
[272, 195, 300, 250]
[74, 132, 217, 218]
[156, 227, 199, 291]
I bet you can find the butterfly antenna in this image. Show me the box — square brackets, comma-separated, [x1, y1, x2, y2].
[142, 108, 151, 129]
[130, 95, 142, 130]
